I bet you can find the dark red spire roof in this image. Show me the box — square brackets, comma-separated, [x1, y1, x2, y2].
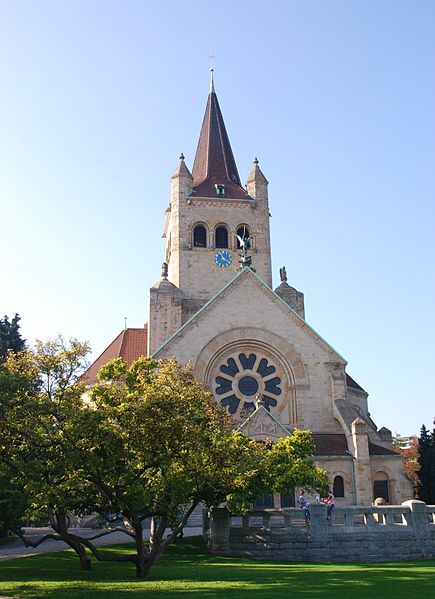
[191, 80, 248, 200]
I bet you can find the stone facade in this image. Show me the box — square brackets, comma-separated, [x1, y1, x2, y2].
[85, 76, 412, 508]
[149, 80, 413, 506]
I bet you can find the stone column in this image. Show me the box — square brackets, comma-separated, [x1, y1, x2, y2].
[351, 418, 372, 505]
[310, 502, 328, 532]
[402, 500, 429, 536]
[209, 507, 231, 554]
[308, 503, 330, 561]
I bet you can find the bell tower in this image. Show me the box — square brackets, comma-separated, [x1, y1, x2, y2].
[149, 72, 272, 351]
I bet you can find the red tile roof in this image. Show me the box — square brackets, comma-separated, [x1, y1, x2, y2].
[369, 442, 399, 456]
[81, 327, 148, 385]
[191, 89, 249, 200]
[312, 434, 350, 456]
[311, 434, 398, 456]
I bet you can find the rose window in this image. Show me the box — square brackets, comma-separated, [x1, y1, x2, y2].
[214, 352, 282, 417]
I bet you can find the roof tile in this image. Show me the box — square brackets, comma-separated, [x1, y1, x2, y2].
[191, 90, 248, 200]
[312, 433, 350, 456]
[81, 327, 148, 385]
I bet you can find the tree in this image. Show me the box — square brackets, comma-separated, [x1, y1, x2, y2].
[0, 314, 25, 363]
[0, 355, 34, 537]
[0, 344, 328, 579]
[0, 464, 27, 538]
[417, 421, 435, 504]
[0, 337, 95, 567]
[396, 436, 420, 496]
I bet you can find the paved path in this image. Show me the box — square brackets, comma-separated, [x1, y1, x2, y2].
[0, 526, 203, 562]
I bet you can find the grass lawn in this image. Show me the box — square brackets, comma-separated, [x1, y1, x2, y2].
[0, 537, 434, 598]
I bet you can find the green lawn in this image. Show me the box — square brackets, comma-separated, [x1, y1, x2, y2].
[0, 537, 434, 598]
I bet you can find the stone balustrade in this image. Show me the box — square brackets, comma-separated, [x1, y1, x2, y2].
[204, 501, 435, 562]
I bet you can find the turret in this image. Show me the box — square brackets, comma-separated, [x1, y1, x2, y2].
[274, 266, 305, 319]
[171, 153, 193, 202]
[148, 262, 182, 354]
[246, 157, 269, 203]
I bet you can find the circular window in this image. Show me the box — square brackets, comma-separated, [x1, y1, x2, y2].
[238, 375, 259, 396]
[214, 352, 282, 418]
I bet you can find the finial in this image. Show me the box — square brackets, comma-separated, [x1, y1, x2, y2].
[210, 67, 215, 93]
[254, 157, 259, 165]
[255, 393, 267, 409]
[161, 262, 168, 279]
[179, 152, 185, 161]
[279, 266, 287, 282]
[124, 316, 127, 331]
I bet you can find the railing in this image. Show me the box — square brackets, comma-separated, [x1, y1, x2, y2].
[205, 500, 435, 562]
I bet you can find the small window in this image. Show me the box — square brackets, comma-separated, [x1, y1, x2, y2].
[253, 494, 274, 509]
[215, 226, 228, 248]
[333, 475, 345, 498]
[236, 226, 251, 249]
[215, 184, 225, 196]
[193, 225, 207, 248]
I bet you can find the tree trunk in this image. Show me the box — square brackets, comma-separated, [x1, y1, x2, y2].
[135, 557, 153, 579]
[133, 520, 151, 579]
[51, 508, 92, 571]
[70, 539, 92, 571]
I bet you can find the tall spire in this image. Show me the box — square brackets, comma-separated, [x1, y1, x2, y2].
[191, 73, 248, 200]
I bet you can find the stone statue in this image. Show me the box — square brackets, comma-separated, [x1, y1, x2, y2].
[236, 231, 253, 254]
[279, 266, 287, 282]
[161, 262, 168, 279]
[236, 228, 255, 272]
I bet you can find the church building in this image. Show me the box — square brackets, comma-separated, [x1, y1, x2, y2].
[83, 73, 411, 507]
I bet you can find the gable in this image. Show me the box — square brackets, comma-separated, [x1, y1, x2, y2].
[153, 268, 345, 366]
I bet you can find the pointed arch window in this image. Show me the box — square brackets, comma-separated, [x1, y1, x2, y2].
[236, 225, 251, 249]
[193, 225, 207, 248]
[215, 226, 228, 248]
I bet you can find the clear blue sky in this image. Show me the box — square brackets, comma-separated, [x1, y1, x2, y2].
[1, 1, 434, 436]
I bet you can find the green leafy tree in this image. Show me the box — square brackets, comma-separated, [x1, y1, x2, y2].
[0, 355, 34, 538]
[0, 465, 27, 538]
[0, 314, 25, 363]
[0, 337, 95, 567]
[0, 311, 28, 536]
[1, 344, 328, 579]
[417, 421, 435, 504]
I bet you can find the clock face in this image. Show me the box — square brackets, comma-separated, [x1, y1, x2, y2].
[214, 250, 233, 268]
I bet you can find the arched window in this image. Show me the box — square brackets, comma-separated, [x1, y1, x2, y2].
[373, 472, 390, 503]
[236, 225, 251, 249]
[333, 475, 345, 498]
[215, 226, 228, 248]
[193, 225, 207, 248]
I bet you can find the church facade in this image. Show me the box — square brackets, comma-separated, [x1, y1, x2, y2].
[84, 74, 411, 508]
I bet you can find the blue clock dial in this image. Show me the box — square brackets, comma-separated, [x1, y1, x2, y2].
[214, 250, 233, 268]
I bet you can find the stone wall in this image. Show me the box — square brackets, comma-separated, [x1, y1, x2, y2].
[205, 501, 435, 562]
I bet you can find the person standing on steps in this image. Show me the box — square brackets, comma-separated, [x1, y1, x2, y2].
[298, 490, 311, 523]
[322, 489, 335, 521]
